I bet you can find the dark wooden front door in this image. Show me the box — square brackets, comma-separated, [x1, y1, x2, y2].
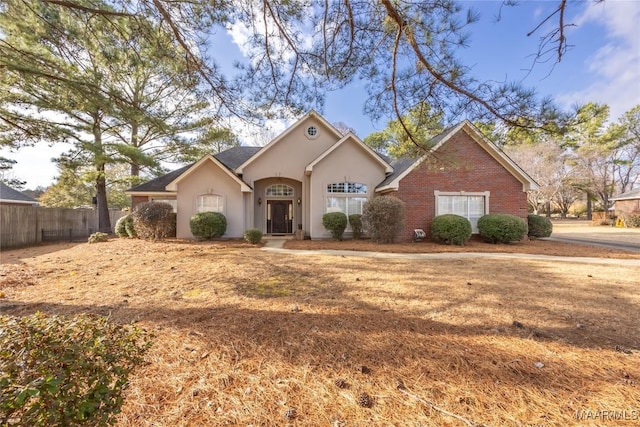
[268, 200, 293, 234]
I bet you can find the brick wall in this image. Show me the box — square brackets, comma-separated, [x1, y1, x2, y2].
[131, 196, 149, 210]
[391, 131, 529, 241]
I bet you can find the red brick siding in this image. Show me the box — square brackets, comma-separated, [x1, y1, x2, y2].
[392, 131, 528, 241]
[131, 196, 150, 210]
[615, 199, 640, 216]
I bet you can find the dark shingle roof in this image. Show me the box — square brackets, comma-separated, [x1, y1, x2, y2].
[0, 182, 37, 203]
[611, 188, 640, 201]
[128, 147, 262, 193]
[376, 157, 419, 188]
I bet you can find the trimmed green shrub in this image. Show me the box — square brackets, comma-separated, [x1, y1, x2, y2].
[115, 215, 129, 238]
[244, 228, 263, 244]
[362, 196, 405, 243]
[190, 211, 227, 239]
[348, 214, 363, 239]
[0, 312, 151, 427]
[431, 214, 472, 245]
[131, 202, 175, 240]
[322, 212, 348, 240]
[124, 215, 137, 238]
[627, 211, 640, 228]
[477, 214, 528, 243]
[88, 232, 109, 244]
[527, 214, 553, 238]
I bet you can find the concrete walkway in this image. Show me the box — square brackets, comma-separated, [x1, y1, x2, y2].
[261, 241, 640, 267]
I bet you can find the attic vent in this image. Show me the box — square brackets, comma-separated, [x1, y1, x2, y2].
[306, 126, 318, 138]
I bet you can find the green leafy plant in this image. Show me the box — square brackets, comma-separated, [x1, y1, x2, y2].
[322, 212, 348, 240]
[88, 232, 109, 244]
[527, 214, 553, 238]
[626, 211, 640, 228]
[190, 211, 227, 239]
[430, 214, 472, 245]
[348, 214, 363, 239]
[243, 228, 263, 244]
[0, 312, 152, 427]
[477, 214, 528, 243]
[114, 215, 130, 238]
[131, 202, 175, 240]
[362, 196, 405, 243]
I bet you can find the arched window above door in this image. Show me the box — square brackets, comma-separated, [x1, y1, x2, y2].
[266, 184, 294, 197]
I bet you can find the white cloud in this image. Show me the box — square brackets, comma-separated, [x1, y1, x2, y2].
[557, 0, 640, 119]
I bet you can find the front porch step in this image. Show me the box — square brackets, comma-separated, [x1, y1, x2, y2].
[263, 235, 295, 240]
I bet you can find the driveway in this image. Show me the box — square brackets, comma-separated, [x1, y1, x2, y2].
[548, 221, 640, 253]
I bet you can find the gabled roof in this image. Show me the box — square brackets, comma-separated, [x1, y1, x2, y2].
[127, 147, 260, 194]
[236, 110, 344, 174]
[611, 188, 640, 201]
[376, 120, 538, 192]
[0, 182, 38, 204]
[305, 132, 393, 175]
[165, 154, 252, 192]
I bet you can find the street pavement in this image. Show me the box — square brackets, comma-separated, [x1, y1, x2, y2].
[548, 221, 640, 253]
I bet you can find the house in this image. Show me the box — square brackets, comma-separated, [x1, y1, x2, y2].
[0, 182, 38, 206]
[127, 111, 537, 241]
[611, 189, 640, 221]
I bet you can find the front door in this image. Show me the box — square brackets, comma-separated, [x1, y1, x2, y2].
[267, 200, 293, 234]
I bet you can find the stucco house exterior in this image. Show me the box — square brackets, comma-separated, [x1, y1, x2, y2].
[127, 111, 537, 241]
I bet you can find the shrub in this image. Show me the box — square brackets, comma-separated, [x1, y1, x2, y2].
[190, 211, 227, 239]
[362, 196, 405, 243]
[88, 232, 109, 244]
[527, 214, 553, 238]
[0, 312, 151, 427]
[322, 212, 348, 240]
[131, 202, 175, 240]
[430, 214, 472, 245]
[477, 214, 528, 243]
[115, 215, 130, 238]
[626, 211, 640, 228]
[244, 228, 263, 244]
[348, 214, 363, 239]
[124, 215, 137, 238]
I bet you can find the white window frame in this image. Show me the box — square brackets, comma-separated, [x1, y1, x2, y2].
[434, 191, 490, 233]
[196, 194, 225, 214]
[266, 184, 294, 197]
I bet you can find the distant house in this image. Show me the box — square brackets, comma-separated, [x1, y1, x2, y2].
[611, 189, 640, 221]
[0, 183, 38, 206]
[127, 111, 537, 241]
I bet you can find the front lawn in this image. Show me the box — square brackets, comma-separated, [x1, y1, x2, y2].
[1, 239, 638, 426]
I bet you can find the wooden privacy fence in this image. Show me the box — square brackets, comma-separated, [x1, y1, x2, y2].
[0, 206, 126, 250]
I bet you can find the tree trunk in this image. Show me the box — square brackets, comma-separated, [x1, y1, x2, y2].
[545, 201, 551, 218]
[93, 116, 111, 233]
[130, 120, 140, 177]
[586, 194, 592, 221]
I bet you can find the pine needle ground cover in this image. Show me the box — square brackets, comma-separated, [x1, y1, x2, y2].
[1, 240, 639, 426]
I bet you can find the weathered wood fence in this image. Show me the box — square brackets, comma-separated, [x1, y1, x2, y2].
[0, 206, 126, 250]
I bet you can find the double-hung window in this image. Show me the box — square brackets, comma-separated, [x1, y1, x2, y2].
[196, 194, 224, 213]
[435, 191, 489, 232]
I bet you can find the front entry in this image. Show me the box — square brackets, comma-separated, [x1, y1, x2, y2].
[267, 200, 293, 234]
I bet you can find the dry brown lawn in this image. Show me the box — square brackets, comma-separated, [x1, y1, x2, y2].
[1, 239, 639, 427]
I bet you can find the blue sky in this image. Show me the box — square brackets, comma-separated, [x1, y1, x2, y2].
[3, 0, 639, 189]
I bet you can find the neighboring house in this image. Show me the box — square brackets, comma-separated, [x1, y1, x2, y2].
[127, 111, 537, 241]
[611, 188, 640, 221]
[0, 182, 38, 206]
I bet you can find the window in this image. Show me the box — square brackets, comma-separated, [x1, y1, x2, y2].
[306, 126, 318, 137]
[151, 198, 177, 213]
[266, 184, 294, 197]
[327, 182, 367, 194]
[196, 194, 224, 213]
[435, 192, 488, 232]
[325, 181, 368, 216]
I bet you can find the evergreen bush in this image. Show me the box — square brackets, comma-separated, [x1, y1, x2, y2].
[430, 214, 472, 245]
[322, 212, 348, 240]
[190, 211, 227, 239]
[243, 228, 263, 244]
[348, 214, 363, 239]
[362, 196, 405, 243]
[114, 215, 130, 238]
[527, 214, 553, 238]
[0, 312, 151, 427]
[131, 202, 175, 240]
[88, 232, 109, 244]
[477, 214, 528, 243]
